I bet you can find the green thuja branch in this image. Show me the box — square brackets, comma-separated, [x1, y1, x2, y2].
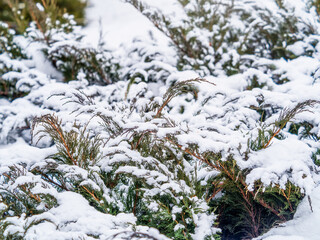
[249, 100, 320, 151]
[155, 78, 215, 117]
[32, 114, 102, 168]
[264, 100, 319, 149]
[0, 165, 58, 219]
[32, 114, 77, 165]
[31, 114, 112, 213]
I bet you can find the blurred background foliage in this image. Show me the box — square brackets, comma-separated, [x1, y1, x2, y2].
[0, 0, 87, 33]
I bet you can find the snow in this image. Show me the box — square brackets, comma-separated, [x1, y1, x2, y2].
[16, 191, 139, 239]
[257, 186, 320, 240]
[0, 138, 56, 166]
[243, 136, 315, 194]
[78, 1, 320, 236]
[84, 0, 170, 48]
[2, 0, 320, 239]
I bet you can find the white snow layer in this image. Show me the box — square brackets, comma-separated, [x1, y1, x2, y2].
[1, 0, 320, 239]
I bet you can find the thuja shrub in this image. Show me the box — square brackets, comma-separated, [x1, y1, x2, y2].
[126, 0, 313, 76]
[0, 80, 312, 239]
[165, 98, 319, 239]
[16, 0, 120, 84]
[27, 81, 221, 239]
[46, 39, 120, 84]
[24, 1, 120, 84]
[0, 0, 119, 100]
[122, 37, 175, 91]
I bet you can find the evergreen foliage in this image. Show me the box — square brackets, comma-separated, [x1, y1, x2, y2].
[1, 0, 320, 239]
[0, 22, 28, 99]
[0, 0, 87, 33]
[0, 0, 118, 100]
[125, 0, 314, 77]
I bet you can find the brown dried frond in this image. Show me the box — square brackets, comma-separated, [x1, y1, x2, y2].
[32, 114, 102, 168]
[264, 100, 320, 148]
[32, 114, 77, 165]
[155, 78, 215, 117]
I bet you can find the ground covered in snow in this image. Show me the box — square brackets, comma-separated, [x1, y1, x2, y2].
[1, 0, 320, 239]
